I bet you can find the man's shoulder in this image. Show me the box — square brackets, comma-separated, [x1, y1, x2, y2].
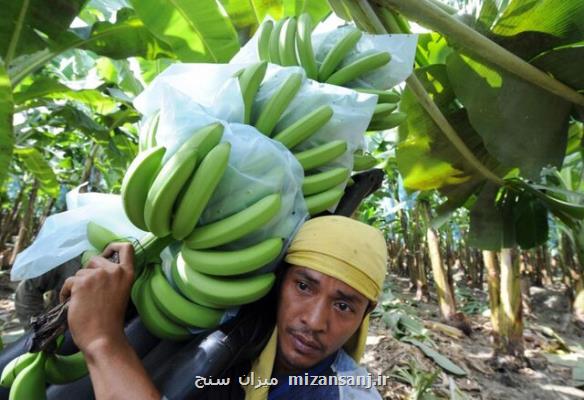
[330, 349, 383, 400]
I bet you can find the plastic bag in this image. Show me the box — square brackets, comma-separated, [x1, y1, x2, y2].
[230, 14, 418, 90]
[11, 188, 147, 281]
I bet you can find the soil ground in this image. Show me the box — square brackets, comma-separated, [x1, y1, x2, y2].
[363, 274, 584, 399]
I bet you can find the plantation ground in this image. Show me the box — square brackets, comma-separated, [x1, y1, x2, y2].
[364, 275, 584, 399]
[0, 271, 583, 398]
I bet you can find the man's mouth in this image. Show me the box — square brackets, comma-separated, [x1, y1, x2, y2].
[288, 331, 322, 356]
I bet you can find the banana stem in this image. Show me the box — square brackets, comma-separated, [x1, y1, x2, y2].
[376, 0, 584, 107]
[132, 233, 174, 277]
[353, 0, 503, 185]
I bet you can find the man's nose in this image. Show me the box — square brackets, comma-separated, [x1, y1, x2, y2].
[301, 296, 328, 332]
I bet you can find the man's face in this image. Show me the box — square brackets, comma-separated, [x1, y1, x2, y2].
[275, 266, 371, 374]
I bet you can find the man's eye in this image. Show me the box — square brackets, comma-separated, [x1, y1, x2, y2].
[297, 281, 309, 291]
[337, 303, 352, 312]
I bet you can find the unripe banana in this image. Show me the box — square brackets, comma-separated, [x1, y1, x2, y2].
[302, 167, 350, 195]
[356, 88, 401, 103]
[353, 152, 377, 171]
[8, 351, 46, 400]
[133, 268, 191, 341]
[81, 248, 100, 267]
[296, 13, 318, 80]
[239, 62, 268, 124]
[367, 111, 407, 131]
[272, 105, 333, 149]
[172, 142, 231, 240]
[279, 18, 298, 66]
[185, 193, 282, 250]
[305, 187, 345, 216]
[254, 72, 303, 137]
[144, 123, 223, 237]
[171, 257, 224, 309]
[268, 18, 286, 64]
[86, 221, 119, 252]
[256, 20, 274, 61]
[294, 140, 347, 171]
[139, 112, 160, 152]
[318, 28, 362, 82]
[121, 146, 166, 231]
[371, 103, 398, 120]
[326, 51, 392, 86]
[44, 352, 88, 385]
[149, 265, 224, 329]
[0, 352, 37, 388]
[180, 237, 283, 276]
[174, 255, 276, 307]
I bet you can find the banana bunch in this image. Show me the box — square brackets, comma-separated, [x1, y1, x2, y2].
[122, 123, 232, 240]
[257, 15, 392, 87]
[1, 349, 88, 399]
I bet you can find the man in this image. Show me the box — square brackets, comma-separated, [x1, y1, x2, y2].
[60, 215, 388, 399]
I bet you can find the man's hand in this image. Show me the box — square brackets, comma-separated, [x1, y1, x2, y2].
[59, 242, 135, 355]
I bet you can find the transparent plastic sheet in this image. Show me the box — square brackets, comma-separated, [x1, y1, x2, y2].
[230, 15, 418, 90]
[11, 189, 147, 281]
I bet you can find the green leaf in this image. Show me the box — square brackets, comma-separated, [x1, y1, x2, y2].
[446, 51, 571, 180]
[397, 65, 502, 199]
[14, 147, 59, 196]
[531, 42, 584, 91]
[95, 57, 143, 95]
[514, 193, 548, 249]
[0, 0, 88, 62]
[130, 0, 240, 62]
[416, 33, 453, 65]
[14, 76, 119, 113]
[401, 337, 467, 376]
[65, 8, 176, 60]
[468, 183, 507, 250]
[0, 61, 14, 187]
[493, 0, 584, 46]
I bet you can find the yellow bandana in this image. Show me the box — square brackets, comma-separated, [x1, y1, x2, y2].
[243, 216, 388, 400]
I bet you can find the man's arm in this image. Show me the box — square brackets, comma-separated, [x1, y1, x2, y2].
[60, 242, 160, 400]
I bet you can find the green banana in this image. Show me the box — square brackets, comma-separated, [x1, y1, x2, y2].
[294, 140, 348, 171]
[254, 72, 303, 137]
[0, 352, 37, 388]
[302, 167, 350, 195]
[149, 265, 224, 329]
[272, 105, 333, 149]
[172, 142, 232, 240]
[174, 256, 276, 307]
[139, 112, 160, 152]
[44, 352, 88, 384]
[347, 177, 355, 187]
[353, 152, 378, 171]
[318, 28, 362, 82]
[81, 248, 100, 267]
[367, 111, 407, 131]
[8, 351, 46, 400]
[172, 256, 224, 308]
[181, 237, 283, 276]
[144, 123, 224, 237]
[121, 146, 166, 231]
[305, 187, 345, 216]
[256, 20, 274, 62]
[296, 13, 318, 80]
[239, 62, 268, 124]
[371, 103, 398, 120]
[269, 18, 287, 64]
[86, 221, 118, 252]
[185, 193, 282, 250]
[326, 51, 392, 86]
[279, 18, 298, 66]
[132, 267, 191, 341]
[355, 88, 401, 103]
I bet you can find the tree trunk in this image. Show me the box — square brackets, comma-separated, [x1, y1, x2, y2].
[498, 248, 524, 359]
[9, 182, 39, 266]
[79, 143, 99, 193]
[541, 243, 553, 286]
[420, 201, 470, 333]
[483, 250, 500, 348]
[0, 187, 25, 252]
